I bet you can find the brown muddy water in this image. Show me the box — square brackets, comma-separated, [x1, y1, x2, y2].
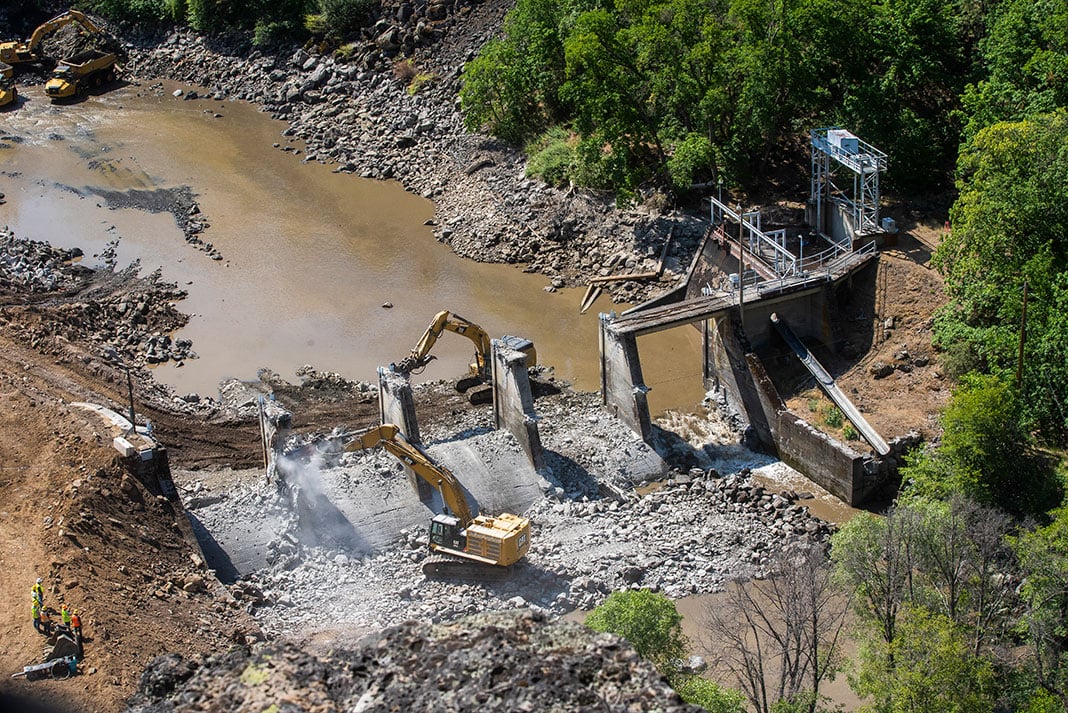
[0, 80, 706, 415]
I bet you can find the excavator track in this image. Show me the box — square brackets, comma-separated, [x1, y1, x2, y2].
[421, 554, 514, 582]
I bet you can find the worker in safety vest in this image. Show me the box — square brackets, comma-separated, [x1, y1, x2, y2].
[60, 603, 72, 631]
[70, 610, 82, 640]
[32, 578, 44, 608]
[31, 601, 44, 634]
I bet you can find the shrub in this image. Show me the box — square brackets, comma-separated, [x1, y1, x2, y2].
[674, 675, 746, 712]
[823, 406, 843, 428]
[316, 0, 376, 38]
[842, 423, 859, 441]
[586, 589, 687, 677]
[525, 126, 575, 187]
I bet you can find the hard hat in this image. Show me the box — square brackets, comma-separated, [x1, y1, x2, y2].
[36, 578, 42, 583]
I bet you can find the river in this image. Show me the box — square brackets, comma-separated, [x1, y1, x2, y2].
[1, 80, 706, 415]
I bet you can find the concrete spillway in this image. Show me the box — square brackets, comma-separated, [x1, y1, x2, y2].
[770, 313, 890, 456]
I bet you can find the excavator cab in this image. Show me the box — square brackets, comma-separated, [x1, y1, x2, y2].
[429, 513, 465, 552]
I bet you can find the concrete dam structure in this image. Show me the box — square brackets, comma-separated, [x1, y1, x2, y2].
[600, 198, 917, 507]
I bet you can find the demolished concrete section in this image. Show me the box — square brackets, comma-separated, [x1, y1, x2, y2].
[491, 337, 545, 471]
[176, 383, 829, 639]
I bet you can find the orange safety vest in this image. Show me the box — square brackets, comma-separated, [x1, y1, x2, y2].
[71, 613, 81, 628]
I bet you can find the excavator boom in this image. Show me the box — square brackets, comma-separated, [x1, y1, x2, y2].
[391, 310, 538, 405]
[342, 424, 531, 571]
[343, 423, 473, 525]
[393, 310, 492, 377]
[0, 9, 103, 65]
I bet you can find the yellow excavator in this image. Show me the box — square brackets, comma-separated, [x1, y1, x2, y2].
[342, 423, 531, 578]
[0, 9, 104, 65]
[391, 310, 537, 404]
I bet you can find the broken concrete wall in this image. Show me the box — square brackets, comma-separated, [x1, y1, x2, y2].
[377, 366, 429, 499]
[599, 313, 651, 441]
[708, 322, 894, 506]
[377, 367, 421, 445]
[776, 411, 874, 505]
[491, 339, 545, 471]
[260, 396, 292, 483]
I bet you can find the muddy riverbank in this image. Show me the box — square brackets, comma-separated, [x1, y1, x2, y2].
[119, 0, 711, 306]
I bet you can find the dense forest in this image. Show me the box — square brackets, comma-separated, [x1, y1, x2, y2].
[13, 0, 1068, 709]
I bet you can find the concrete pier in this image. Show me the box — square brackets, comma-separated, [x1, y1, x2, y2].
[491, 339, 545, 471]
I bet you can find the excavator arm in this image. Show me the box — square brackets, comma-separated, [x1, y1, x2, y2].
[392, 310, 492, 378]
[27, 10, 103, 53]
[343, 424, 474, 525]
[1, 9, 104, 65]
[339, 422, 531, 573]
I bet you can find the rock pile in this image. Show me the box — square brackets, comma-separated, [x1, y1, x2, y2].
[0, 228, 88, 293]
[87, 183, 224, 262]
[0, 228, 197, 369]
[128, 610, 701, 713]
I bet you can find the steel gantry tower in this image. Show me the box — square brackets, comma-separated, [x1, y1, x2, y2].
[810, 128, 888, 242]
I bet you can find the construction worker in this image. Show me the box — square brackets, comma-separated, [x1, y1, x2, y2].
[32, 578, 44, 608]
[70, 610, 82, 641]
[31, 601, 44, 634]
[60, 603, 72, 632]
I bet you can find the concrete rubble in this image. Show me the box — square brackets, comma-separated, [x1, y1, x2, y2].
[180, 386, 835, 640]
[128, 611, 704, 713]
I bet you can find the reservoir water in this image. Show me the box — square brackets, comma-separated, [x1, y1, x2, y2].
[1, 80, 706, 415]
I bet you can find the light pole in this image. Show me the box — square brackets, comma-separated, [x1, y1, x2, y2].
[737, 203, 745, 327]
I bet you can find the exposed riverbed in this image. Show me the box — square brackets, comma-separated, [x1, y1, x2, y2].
[0, 80, 706, 415]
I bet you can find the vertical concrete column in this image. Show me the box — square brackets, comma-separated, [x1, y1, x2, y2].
[491, 339, 545, 471]
[258, 396, 292, 483]
[377, 366, 421, 445]
[376, 366, 429, 500]
[598, 313, 652, 441]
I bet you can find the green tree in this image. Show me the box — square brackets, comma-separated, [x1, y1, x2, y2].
[854, 605, 996, 713]
[460, 0, 586, 144]
[960, 0, 1068, 140]
[901, 375, 1062, 517]
[840, 0, 972, 189]
[83, 0, 168, 21]
[674, 676, 747, 712]
[1012, 504, 1068, 709]
[586, 588, 688, 677]
[832, 501, 1019, 710]
[934, 111, 1068, 440]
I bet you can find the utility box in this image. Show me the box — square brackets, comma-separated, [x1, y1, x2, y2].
[881, 216, 897, 233]
[827, 129, 859, 154]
